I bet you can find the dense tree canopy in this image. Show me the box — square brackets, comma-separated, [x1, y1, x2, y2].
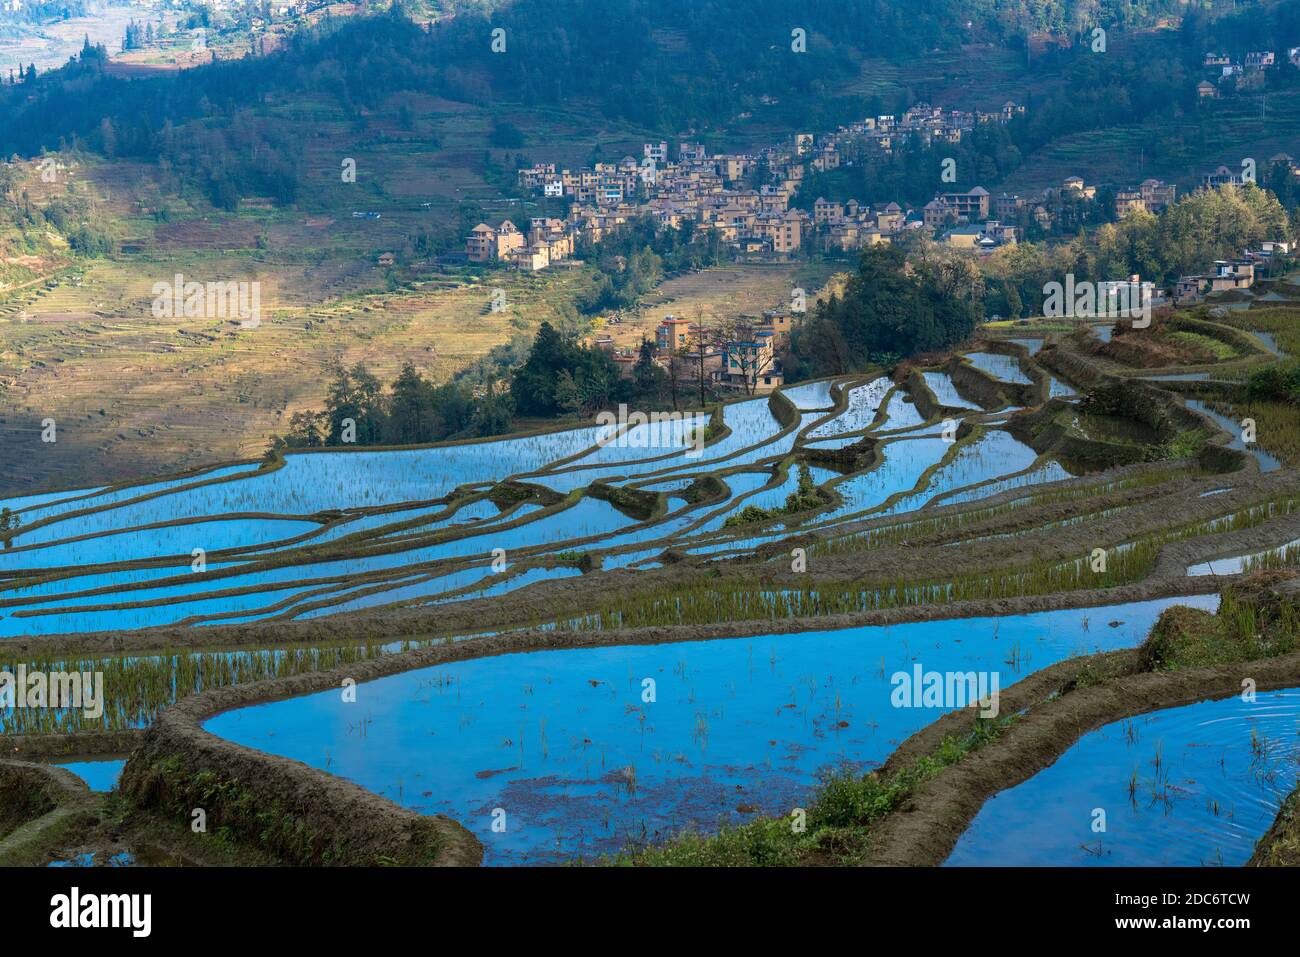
[0, 1, 1295, 221]
[511, 322, 629, 417]
[787, 245, 984, 378]
[278, 359, 512, 449]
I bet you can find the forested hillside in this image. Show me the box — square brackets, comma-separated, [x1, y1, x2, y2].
[5, 0, 1294, 166]
[4, 0, 1299, 220]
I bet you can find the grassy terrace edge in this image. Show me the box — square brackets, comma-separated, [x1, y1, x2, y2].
[608, 574, 1300, 866]
[3, 308, 1299, 862]
[42, 569, 1292, 868]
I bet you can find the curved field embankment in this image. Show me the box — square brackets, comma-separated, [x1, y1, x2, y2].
[1250, 788, 1300, 866]
[864, 646, 1300, 866]
[3, 321, 1298, 864]
[597, 571, 1298, 867]
[5, 465, 1299, 666]
[23, 566, 1286, 868]
[105, 584, 1212, 868]
[4, 365, 1296, 737]
[120, 676, 483, 867]
[4, 729, 144, 760]
[945, 354, 1032, 410]
[0, 759, 97, 866]
[861, 574, 1300, 866]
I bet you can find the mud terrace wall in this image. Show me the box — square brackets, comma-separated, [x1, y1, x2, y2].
[1037, 340, 1106, 390]
[1153, 513, 1300, 578]
[0, 759, 93, 865]
[800, 435, 880, 473]
[0, 760, 68, 837]
[1249, 789, 1300, 866]
[587, 481, 664, 520]
[862, 648, 1300, 866]
[1009, 375, 1239, 473]
[5, 729, 144, 760]
[946, 355, 1027, 409]
[903, 369, 943, 420]
[1007, 398, 1147, 470]
[120, 672, 485, 867]
[768, 388, 801, 428]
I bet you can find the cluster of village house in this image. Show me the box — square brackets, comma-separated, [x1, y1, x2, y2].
[1196, 47, 1300, 98]
[589, 311, 798, 395]
[463, 97, 1236, 271]
[578, 161, 1290, 393]
[1171, 241, 1292, 303]
[1168, 152, 1299, 303]
[465, 101, 1030, 270]
[462, 92, 1297, 392]
[468, 152, 1279, 296]
[586, 229, 1292, 395]
[145, 0, 315, 16]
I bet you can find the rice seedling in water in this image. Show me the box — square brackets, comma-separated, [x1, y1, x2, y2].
[0, 638, 419, 733]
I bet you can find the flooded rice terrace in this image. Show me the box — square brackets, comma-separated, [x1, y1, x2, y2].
[947, 688, 1300, 867]
[206, 597, 1216, 864]
[1185, 400, 1283, 473]
[963, 351, 1034, 385]
[55, 758, 127, 792]
[0, 376, 1078, 636]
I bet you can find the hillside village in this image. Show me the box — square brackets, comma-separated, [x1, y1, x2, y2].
[461, 87, 1294, 398]
[468, 86, 1291, 278]
[1196, 44, 1300, 97]
[467, 101, 1030, 271]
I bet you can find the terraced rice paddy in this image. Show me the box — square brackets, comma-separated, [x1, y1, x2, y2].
[207, 596, 1213, 865]
[947, 688, 1300, 866]
[0, 338, 1279, 642]
[963, 351, 1033, 385]
[55, 758, 127, 793]
[1252, 331, 1283, 357]
[880, 430, 1041, 516]
[1186, 400, 1283, 473]
[8, 315, 1300, 873]
[922, 372, 982, 410]
[806, 377, 891, 437]
[0, 367, 1089, 636]
[1006, 337, 1045, 355]
[1187, 537, 1300, 577]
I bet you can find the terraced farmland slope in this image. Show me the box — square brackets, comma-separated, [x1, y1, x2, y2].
[6, 303, 1300, 868]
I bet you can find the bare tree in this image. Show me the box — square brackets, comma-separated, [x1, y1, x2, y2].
[693, 307, 711, 407]
[665, 348, 687, 411]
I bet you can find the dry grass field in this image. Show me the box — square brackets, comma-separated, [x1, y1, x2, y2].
[0, 79, 666, 495]
[0, 252, 605, 491]
[0, 247, 845, 495]
[595, 261, 844, 350]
